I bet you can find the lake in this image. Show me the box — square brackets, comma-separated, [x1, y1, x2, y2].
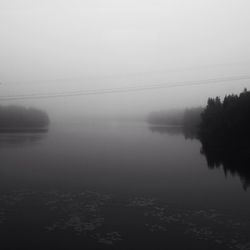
[0, 120, 249, 249]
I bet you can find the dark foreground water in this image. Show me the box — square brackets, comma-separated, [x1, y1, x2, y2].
[0, 121, 250, 250]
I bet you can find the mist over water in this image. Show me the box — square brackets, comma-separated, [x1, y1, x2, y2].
[1, 0, 250, 249]
[0, 120, 250, 249]
[1, 119, 249, 201]
[1, 0, 250, 119]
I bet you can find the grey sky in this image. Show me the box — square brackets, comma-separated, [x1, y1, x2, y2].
[0, 0, 250, 118]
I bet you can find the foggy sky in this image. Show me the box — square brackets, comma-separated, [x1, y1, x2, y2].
[0, 0, 250, 119]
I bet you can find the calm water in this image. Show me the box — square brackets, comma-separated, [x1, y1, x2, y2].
[0, 121, 250, 249]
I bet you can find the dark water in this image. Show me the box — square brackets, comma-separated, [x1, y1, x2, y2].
[0, 121, 250, 249]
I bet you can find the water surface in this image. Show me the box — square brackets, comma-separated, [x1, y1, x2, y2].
[0, 121, 249, 249]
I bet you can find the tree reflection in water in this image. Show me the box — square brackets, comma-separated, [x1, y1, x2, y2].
[149, 125, 250, 190]
[0, 132, 47, 148]
[200, 138, 250, 190]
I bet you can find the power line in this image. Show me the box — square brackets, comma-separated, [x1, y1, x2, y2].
[0, 74, 250, 101]
[6, 61, 250, 85]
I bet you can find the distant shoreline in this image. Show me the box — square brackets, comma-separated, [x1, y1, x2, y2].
[0, 105, 50, 133]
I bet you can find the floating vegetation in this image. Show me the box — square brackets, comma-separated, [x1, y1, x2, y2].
[97, 232, 122, 245]
[126, 196, 250, 249]
[145, 223, 167, 232]
[234, 242, 250, 250]
[0, 190, 35, 206]
[44, 191, 111, 236]
[127, 197, 156, 207]
[0, 190, 36, 228]
[0, 191, 249, 249]
[185, 226, 214, 241]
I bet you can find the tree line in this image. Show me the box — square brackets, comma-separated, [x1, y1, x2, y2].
[148, 88, 250, 145]
[0, 105, 49, 129]
[200, 89, 250, 140]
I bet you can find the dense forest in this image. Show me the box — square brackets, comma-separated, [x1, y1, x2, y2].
[200, 89, 250, 143]
[0, 105, 49, 130]
[148, 89, 250, 189]
[200, 89, 250, 187]
[148, 89, 250, 147]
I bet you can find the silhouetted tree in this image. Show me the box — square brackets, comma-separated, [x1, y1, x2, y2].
[200, 89, 250, 145]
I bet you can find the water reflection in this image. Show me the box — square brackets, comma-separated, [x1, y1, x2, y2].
[149, 125, 250, 190]
[0, 132, 47, 148]
[149, 125, 198, 140]
[200, 141, 250, 190]
[149, 126, 183, 136]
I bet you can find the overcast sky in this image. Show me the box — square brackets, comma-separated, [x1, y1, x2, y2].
[0, 0, 250, 118]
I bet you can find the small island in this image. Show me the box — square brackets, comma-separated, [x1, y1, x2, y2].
[0, 105, 50, 133]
